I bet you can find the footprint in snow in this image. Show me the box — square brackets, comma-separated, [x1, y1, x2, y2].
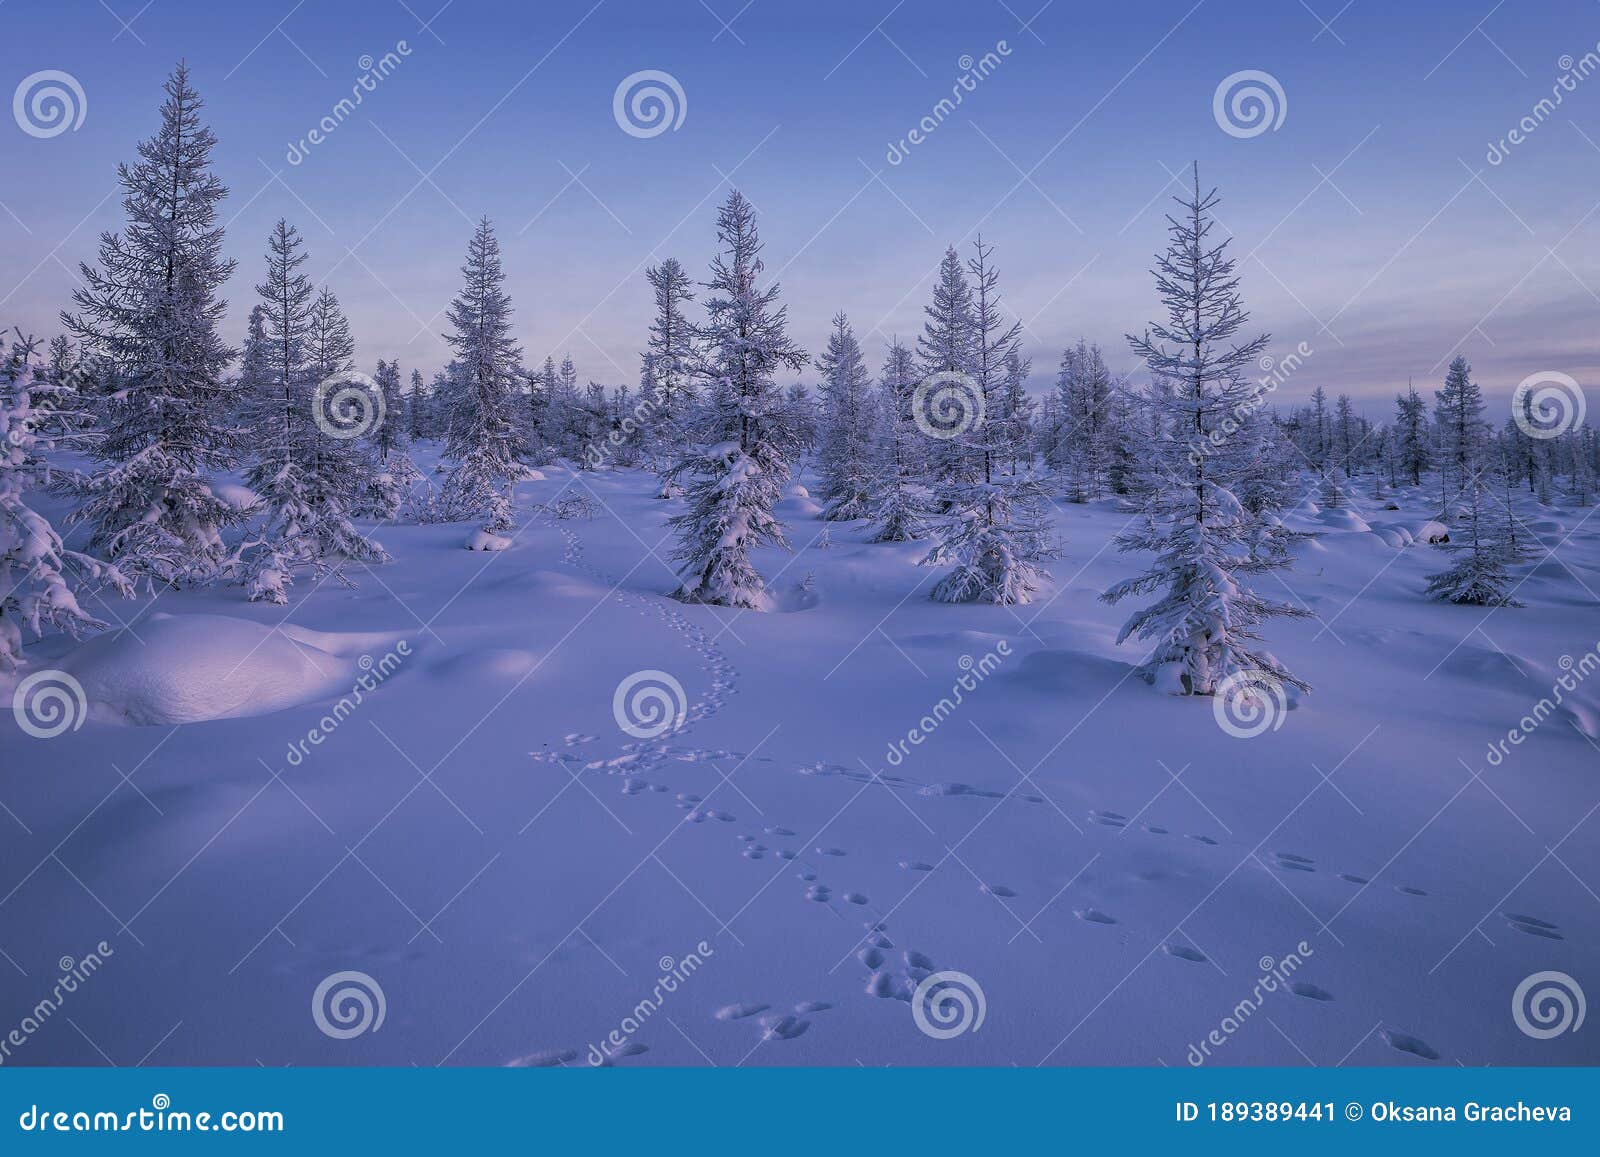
[1503, 912, 1563, 939]
[1075, 908, 1117, 925]
[1164, 944, 1208, 963]
[1380, 1029, 1439, 1061]
[1339, 873, 1369, 884]
[899, 860, 934, 872]
[1291, 982, 1334, 1002]
[1395, 885, 1428, 896]
[506, 1048, 578, 1068]
[1089, 810, 1128, 828]
[981, 883, 1018, 898]
[713, 1003, 769, 1021]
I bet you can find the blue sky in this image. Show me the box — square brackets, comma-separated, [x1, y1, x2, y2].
[3, 0, 1599, 415]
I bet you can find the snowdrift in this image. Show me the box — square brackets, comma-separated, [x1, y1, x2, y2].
[52, 613, 383, 726]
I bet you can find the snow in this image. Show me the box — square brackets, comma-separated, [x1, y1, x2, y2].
[34, 612, 383, 726]
[465, 529, 512, 551]
[2, 457, 1597, 1069]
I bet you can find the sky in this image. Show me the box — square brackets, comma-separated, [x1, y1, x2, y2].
[3, 0, 1599, 418]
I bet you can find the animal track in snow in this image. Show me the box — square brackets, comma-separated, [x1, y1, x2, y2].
[1503, 912, 1563, 939]
[1380, 1029, 1439, 1061]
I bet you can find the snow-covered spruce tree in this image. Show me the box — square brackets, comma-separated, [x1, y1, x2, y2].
[922, 237, 1049, 605]
[666, 190, 807, 610]
[240, 221, 387, 602]
[783, 382, 817, 454]
[408, 368, 428, 442]
[1051, 339, 1117, 501]
[642, 257, 697, 469]
[1435, 354, 1488, 515]
[868, 338, 930, 543]
[1425, 457, 1525, 606]
[995, 349, 1035, 476]
[1237, 410, 1315, 566]
[1334, 393, 1359, 478]
[365, 358, 423, 519]
[1567, 427, 1595, 506]
[815, 311, 877, 521]
[1393, 381, 1430, 487]
[2, 334, 133, 671]
[917, 246, 976, 505]
[439, 218, 532, 533]
[303, 284, 380, 507]
[61, 63, 240, 586]
[1103, 165, 1309, 695]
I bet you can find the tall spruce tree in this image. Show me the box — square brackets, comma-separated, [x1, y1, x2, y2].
[815, 311, 876, 521]
[667, 190, 807, 609]
[868, 338, 930, 543]
[922, 237, 1049, 604]
[1103, 164, 1309, 695]
[61, 63, 240, 586]
[439, 218, 531, 532]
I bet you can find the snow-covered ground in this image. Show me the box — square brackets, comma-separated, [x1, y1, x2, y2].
[2, 454, 1597, 1068]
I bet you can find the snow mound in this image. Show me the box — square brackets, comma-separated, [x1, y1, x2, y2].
[778, 494, 822, 519]
[787, 484, 810, 498]
[465, 529, 512, 551]
[1414, 520, 1450, 544]
[1318, 508, 1370, 532]
[1366, 521, 1415, 548]
[56, 614, 363, 726]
